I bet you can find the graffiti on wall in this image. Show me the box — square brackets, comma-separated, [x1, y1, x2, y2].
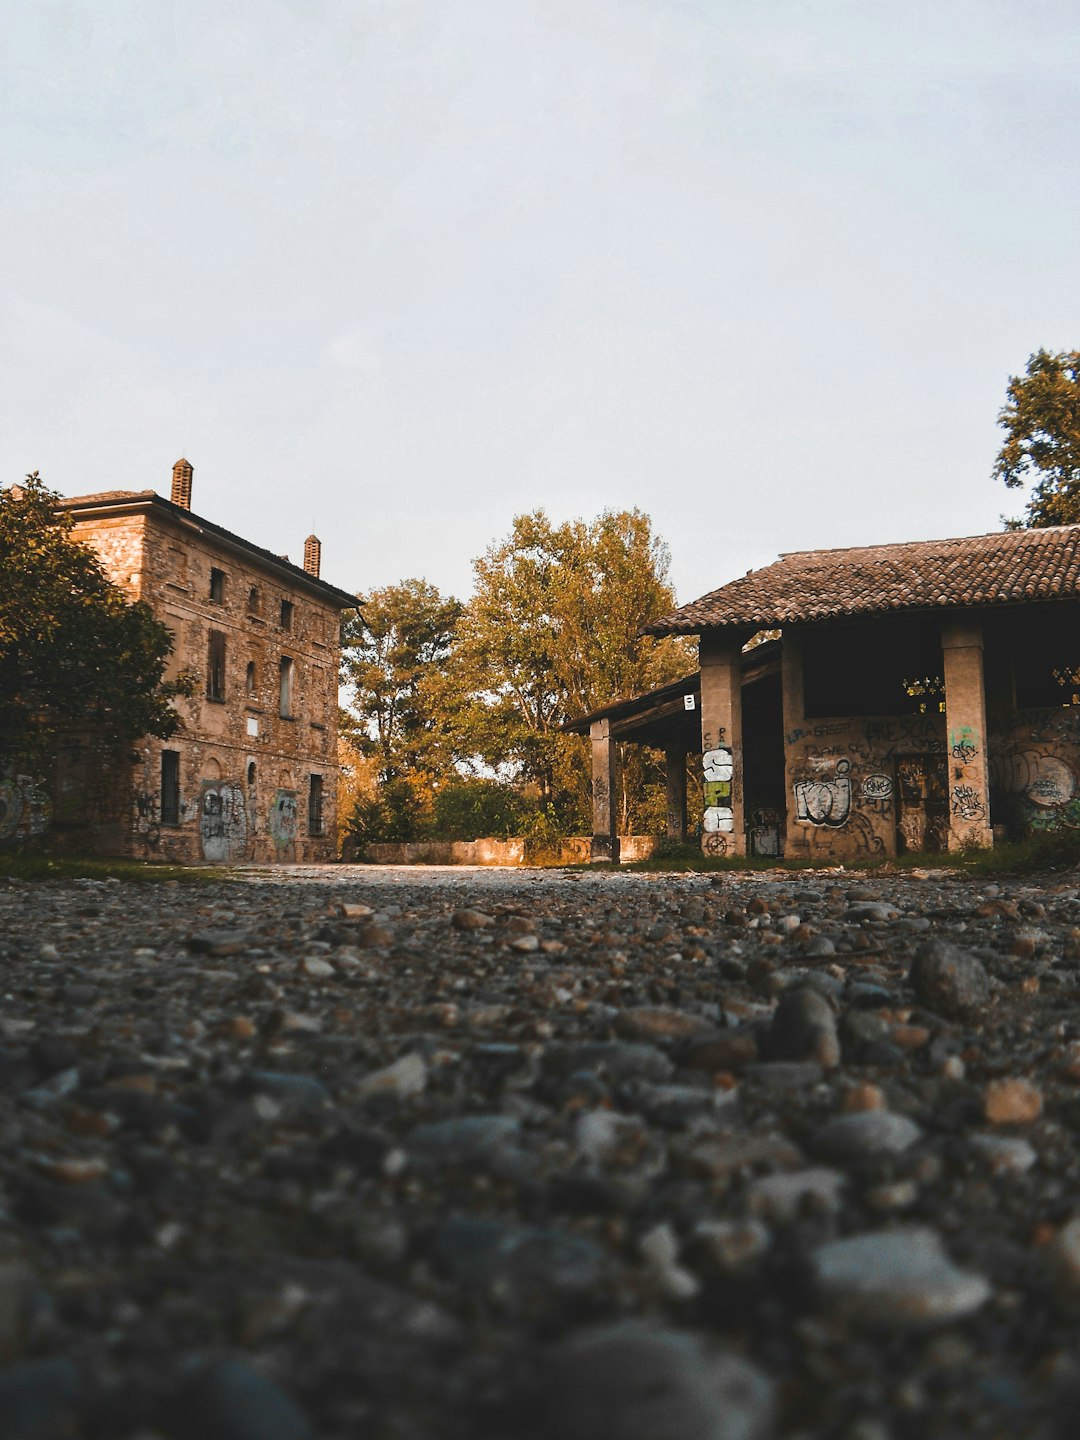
[0, 775, 51, 847]
[132, 791, 160, 850]
[702, 747, 734, 833]
[990, 745, 1080, 832]
[794, 757, 852, 827]
[199, 782, 248, 862]
[270, 789, 299, 855]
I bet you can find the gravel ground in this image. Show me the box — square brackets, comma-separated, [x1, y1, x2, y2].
[3, 861, 1080, 1439]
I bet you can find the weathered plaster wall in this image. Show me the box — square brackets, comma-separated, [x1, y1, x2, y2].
[784, 712, 946, 860]
[68, 508, 340, 863]
[989, 707, 1080, 837]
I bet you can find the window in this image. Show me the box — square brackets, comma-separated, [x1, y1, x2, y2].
[279, 656, 294, 717]
[246, 660, 257, 694]
[802, 619, 944, 719]
[280, 599, 294, 632]
[160, 751, 181, 826]
[248, 585, 261, 614]
[209, 568, 225, 603]
[247, 761, 256, 787]
[206, 630, 226, 701]
[308, 774, 324, 836]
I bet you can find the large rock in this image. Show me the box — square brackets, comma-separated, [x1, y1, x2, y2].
[536, 1321, 774, 1440]
[171, 1359, 313, 1440]
[909, 939, 991, 1017]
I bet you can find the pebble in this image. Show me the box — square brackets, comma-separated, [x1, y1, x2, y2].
[812, 1110, 923, 1160]
[615, 1007, 713, 1042]
[984, 1078, 1043, 1125]
[355, 1051, 427, 1101]
[404, 1114, 520, 1166]
[909, 938, 991, 1017]
[746, 1167, 846, 1223]
[536, 1321, 774, 1440]
[968, 1134, 1037, 1174]
[765, 987, 840, 1068]
[810, 1227, 992, 1327]
[173, 1359, 313, 1440]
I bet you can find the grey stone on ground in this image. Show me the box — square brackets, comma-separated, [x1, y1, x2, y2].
[909, 938, 991, 1017]
[746, 1167, 846, 1223]
[811, 1109, 922, 1161]
[172, 1358, 313, 1440]
[809, 1227, 992, 1328]
[536, 1321, 774, 1440]
[764, 987, 840, 1068]
[0, 1356, 79, 1440]
[404, 1114, 521, 1166]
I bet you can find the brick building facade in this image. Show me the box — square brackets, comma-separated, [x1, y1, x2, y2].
[56, 460, 356, 863]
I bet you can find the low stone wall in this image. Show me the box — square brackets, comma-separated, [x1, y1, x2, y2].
[364, 839, 527, 866]
[362, 836, 663, 866]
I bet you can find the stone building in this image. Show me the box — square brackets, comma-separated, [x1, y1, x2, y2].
[569, 525, 1080, 861]
[55, 459, 356, 863]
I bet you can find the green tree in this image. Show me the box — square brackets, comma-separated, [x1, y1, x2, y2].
[0, 474, 184, 775]
[995, 349, 1080, 527]
[340, 579, 463, 778]
[453, 509, 693, 830]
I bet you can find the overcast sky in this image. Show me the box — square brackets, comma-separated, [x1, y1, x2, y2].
[4, 1, 1080, 606]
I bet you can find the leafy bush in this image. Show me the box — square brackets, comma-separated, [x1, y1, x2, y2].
[430, 778, 531, 841]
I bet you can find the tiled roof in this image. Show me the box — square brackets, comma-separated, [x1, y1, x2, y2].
[646, 525, 1080, 635]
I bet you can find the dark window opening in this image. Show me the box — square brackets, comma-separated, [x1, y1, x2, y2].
[308, 774, 324, 836]
[209, 567, 225, 603]
[279, 656, 294, 717]
[247, 761, 256, 787]
[246, 660, 256, 694]
[207, 630, 226, 702]
[803, 619, 945, 719]
[1014, 608, 1080, 709]
[280, 599, 294, 632]
[160, 750, 181, 826]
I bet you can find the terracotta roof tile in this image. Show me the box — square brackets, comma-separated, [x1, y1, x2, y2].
[647, 525, 1080, 635]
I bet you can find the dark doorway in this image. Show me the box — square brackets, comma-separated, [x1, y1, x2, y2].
[896, 754, 949, 853]
[743, 673, 786, 856]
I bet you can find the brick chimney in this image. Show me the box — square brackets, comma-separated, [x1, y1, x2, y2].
[171, 457, 193, 509]
[303, 534, 322, 578]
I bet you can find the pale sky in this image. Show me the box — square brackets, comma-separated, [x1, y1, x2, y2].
[4, 1, 1080, 607]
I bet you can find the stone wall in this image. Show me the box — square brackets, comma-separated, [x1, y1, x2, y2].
[363, 836, 662, 866]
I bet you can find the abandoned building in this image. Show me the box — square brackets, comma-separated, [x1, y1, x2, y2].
[54, 459, 356, 863]
[568, 525, 1080, 862]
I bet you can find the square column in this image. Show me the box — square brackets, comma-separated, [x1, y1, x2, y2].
[590, 718, 619, 863]
[699, 633, 745, 857]
[664, 746, 688, 841]
[942, 617, 992, 850]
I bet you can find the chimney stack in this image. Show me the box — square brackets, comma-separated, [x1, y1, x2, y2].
[303, 534, 322, 578]
[171, 457, 193, 509]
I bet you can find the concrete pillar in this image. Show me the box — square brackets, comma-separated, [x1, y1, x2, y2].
[699, 633, 745, 856]
[942, 617, 992, 851]
[664, 747, 688, 841]
[780, 628, 803, 855]
[590, 718, 619, 863]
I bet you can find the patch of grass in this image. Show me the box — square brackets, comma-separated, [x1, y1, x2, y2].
[0, 853, 228, 884]
[580, 829, 1080, 878]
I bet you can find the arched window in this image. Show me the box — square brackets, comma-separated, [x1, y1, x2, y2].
[246, 661, 256, 694]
